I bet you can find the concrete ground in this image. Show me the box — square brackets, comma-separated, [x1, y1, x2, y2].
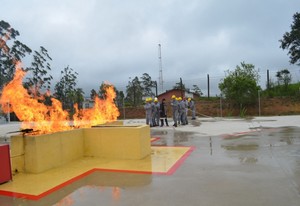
[0, 115, 300, 206]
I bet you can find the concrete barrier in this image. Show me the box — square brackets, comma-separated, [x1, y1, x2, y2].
[10, 124, 151, 173]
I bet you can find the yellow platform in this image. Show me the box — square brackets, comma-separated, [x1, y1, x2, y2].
[0, 146, 194, 200]
[10, 125, 151, 173]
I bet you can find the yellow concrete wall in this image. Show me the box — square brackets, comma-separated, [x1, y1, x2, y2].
[24, 129, 84, 173]
[59, 129, 84, 164]
[84, 125, 151, 160]
[10, 125, 151, 174]
[10, 135, 25, 173]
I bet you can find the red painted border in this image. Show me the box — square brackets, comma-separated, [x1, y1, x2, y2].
[150, 137, 160, 143]
[0, 146, 194, 201]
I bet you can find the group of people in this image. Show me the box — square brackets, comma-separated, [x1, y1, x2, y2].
[170, 95, 196, 127]
[144, 95, 196, 127]
[144, 97, 169, 127]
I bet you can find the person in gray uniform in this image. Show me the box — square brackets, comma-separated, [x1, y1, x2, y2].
[144, 97, 153, 127]
[188, 98, 196, 120]
[183, 97, 189, 124]
[178, 97, 187, 125]
[153, 97, 160, 126]
[170, 95, 178, 127]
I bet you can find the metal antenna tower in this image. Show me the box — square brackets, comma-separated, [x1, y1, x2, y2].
[158, 44, 163, 93]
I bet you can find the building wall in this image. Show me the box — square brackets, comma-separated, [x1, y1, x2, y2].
[157, 89, 199, 102]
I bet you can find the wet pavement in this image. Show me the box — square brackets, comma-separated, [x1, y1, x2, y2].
[0, 116, 300, 205]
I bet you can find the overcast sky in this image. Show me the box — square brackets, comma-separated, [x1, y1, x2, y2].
[1, 0, 299, 96]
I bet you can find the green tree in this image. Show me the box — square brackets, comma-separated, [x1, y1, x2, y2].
[74, 88, 85, 109]
[276, 69, 291, 88]
[54, 66, 79, 111]
[126, 76, 143, 107]
[24, 46, 53, 96]
[90, 89, 97, 100]
[140, 73, 156, 97]
[219, 62, 260, 109]
[173, 79, 186, 91]
[98, 82, 117, 99]
[279, 12, 300, 65]
[0, 20, 32, 88]
[192, 84, 203, 96]
[116, 90, 125, 108]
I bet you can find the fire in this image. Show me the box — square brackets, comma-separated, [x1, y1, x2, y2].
[0, 62, 120, 134]
[73, 85, 120, 128]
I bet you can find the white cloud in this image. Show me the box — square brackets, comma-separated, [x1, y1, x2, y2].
[1, 0, 299, 96]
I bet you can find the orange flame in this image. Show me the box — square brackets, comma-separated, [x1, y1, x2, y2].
[0, 62, 120, 134]
[73, 85, 120, 128]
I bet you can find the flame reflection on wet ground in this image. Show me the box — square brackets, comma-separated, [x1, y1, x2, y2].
[0, 126, 300, 206]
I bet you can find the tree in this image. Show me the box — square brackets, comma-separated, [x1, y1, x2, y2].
[126, 76, 143, 106]
[54, 66, 79, 111]
[90, 89, 97, 100]
[192, 84, 203, 96]
[98, 82, 117, 99]
[24, 46, 53, 96]
[140, 73, 156, 97]
[0, 20, 32, 89]
[279, 12, 300, 65]
[276, 69, 291, 88]
[219, 62, 260, 108]
[115, 90, 125, 108]
[74, 88, 85, 109]
[173, 78, 185, 90]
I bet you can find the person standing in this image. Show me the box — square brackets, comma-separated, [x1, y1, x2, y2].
[159, 98, 169, 126]
[188, 98, 196, 120]
[183, 97, 189, 124]
[170, 95, 178, 127]
[144, 98, 153, 127]
[153, 97, 160, 126]
[178, 97, 187, 125]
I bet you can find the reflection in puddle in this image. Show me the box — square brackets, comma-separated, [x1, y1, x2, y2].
[190, 120, 201, 126]
[151, 130, 196, 146]
[222, 144, 259, 151]
[53, 186, 121, 206]
[239, 156, 258, 164]
[221, 127, 300, 171]
[51, 172, 151, 206]
[2, 126, 300, 205]
[50, 172, 151, 206]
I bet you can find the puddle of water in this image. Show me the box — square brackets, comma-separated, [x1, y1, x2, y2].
[191, 120, 201, 126]
[2, 126, 300, 205]
[222, 144, 259, 151]
[151, 130, 196, 146]
[238, 156, 258, 164]
[0, 172, 152, 206]
[220, 127, 300, 170]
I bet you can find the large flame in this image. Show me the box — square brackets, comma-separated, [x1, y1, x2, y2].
[73, 86, 120, 128]
[0, 62, 120, 134]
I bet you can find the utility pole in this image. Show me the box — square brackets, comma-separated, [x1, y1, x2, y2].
[207, 74, 210, 99]
[267, 69, 270, 90]
[180, 77, 183, 97]
[158, 44, 163, 94]
[155, 81, 158, 97]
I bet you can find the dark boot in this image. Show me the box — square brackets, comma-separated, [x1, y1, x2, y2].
[160, 119, 164, 127]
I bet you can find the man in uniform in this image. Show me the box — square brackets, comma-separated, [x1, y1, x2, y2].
[144, 98, 153, 127]
[170, 95, 178, 127]
[188, 98, 196, 120]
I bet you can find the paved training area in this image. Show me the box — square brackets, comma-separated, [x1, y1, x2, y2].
[0, 115, 300, 205]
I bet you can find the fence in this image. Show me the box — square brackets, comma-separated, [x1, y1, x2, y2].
[113, 69, 300, 98]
